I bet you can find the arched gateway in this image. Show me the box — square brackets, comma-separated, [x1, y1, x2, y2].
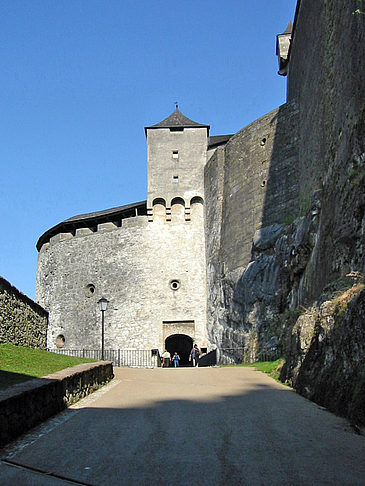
[165, 334, 193, 366]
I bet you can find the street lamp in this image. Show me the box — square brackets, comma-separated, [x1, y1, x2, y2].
[97, 297, 109, 360]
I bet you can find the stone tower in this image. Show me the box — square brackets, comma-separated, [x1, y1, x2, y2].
[145, 108, 209, 214]
[35, 109, 211, 364]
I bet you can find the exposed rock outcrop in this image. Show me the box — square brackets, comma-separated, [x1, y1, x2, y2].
[281, 278, 365, 426]
[205, 0, 365, 423]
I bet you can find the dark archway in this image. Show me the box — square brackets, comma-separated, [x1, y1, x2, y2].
[165, 334, 193, 366]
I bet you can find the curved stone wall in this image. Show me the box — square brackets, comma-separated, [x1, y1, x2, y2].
[36, 208, 208, 353]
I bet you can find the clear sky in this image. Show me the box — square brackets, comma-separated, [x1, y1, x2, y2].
[1, 0, 297, 299]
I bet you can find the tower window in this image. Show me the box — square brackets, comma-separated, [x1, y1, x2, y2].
[172, 151, 179, 159]
[173, 176, 179, 184]
[170, 127, 184, 133]
[170, 279, 181, 290]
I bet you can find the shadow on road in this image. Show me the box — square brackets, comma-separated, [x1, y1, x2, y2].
[2, 370, 364, 486]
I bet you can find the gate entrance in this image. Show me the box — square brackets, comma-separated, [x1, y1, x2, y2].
[165, 334, 193, 366]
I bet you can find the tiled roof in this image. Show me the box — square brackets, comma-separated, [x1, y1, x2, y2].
[282, 20, 293, 35]
[208, 134, 234, 149]
[36, 201, 147, 251]
[64, 201, 146, 222]
[145, 109, 209, 134]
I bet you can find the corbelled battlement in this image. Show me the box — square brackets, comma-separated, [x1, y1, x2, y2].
[148, 196, 204, 222]
[37, 196, 205, 251]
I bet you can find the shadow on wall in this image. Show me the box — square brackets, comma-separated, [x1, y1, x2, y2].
[219, 101, 301, 355]
[260, 102, 300, 230]
[0, 372, 64, 447]
[0, 370, 36, 390]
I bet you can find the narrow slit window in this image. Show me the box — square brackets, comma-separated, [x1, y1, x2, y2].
[172, 151, 179, 159]
[173, 176, 179, 184]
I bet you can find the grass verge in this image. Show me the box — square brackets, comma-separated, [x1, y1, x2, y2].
[0, 343, 95, 389]
[223, 358, 285, 382]
[243, 358, 285, 382]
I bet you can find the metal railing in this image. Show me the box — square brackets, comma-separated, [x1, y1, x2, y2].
[218, 347, 282, 365]
[48, 348, 161, 368]
[49, 347, 282, 368]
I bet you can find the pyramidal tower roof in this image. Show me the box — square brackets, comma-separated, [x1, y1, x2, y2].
[145, 108, 210, 135]
[282, 20, 293, 35]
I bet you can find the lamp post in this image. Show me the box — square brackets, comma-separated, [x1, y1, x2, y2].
[97, 298, 109, 360]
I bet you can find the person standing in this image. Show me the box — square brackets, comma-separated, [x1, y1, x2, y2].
[161, 349, 171, 367]
[190, 344, 200, 367]
[172, 351, 180, 368]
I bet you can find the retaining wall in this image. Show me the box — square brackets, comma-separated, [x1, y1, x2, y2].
[0, 360, 113, 447]
[0, 276, 48, 349]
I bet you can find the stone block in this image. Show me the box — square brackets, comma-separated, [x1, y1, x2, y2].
[97, 222, 117, 233]
[76, 227, 94, 236]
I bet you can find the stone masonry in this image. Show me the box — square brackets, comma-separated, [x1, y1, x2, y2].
[36, 111, 210, 356]
[0, 276, 48, 349]
[35, 2, 365, 425]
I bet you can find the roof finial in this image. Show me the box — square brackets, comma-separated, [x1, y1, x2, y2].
[174, 101, 179, 110]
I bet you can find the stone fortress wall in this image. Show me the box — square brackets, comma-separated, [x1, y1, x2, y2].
[204, 102, 300, 350]
[35, 0, 364, 420]
[36, 119, 209, 356]
[206, 102, 299, 275]
[0, 276, 48, 349]
[36, 200, 207, 353]
[202, 0, 365, 423]
[285, 0, 365, 302]
[204, 0, 364, 355]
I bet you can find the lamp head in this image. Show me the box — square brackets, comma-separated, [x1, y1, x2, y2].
[98, 297, 109, 311]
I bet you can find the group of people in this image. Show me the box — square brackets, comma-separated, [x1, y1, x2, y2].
[161, 344, 201, 368]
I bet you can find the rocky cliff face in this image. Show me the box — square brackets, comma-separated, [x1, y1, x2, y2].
[205, 0, 365, 423]
[281, 277, 365, 427]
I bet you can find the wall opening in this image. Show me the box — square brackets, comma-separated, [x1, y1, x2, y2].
[170, 279, 180, 290]
[165, 334, 193, 366]
[171, 197, 185, 221]
[190, 196, 204, 220]
[85, 284, 95, 297]
[56, 334, 65, 348]
[152, 198, 166, 222]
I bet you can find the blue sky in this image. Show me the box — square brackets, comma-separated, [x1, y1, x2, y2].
[1, 0, 297, 299]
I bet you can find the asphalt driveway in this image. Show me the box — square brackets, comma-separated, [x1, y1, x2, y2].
[1, 367, 364, 485]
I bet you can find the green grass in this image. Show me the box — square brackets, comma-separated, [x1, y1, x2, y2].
[224, 358, 285, 382]
[243, 359, 284, 381]
[0, 343, 95, 389]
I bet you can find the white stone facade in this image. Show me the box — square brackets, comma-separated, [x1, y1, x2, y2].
[36, 110, 211, 358]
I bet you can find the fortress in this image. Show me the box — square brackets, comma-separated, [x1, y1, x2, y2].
[35, 0, 365, 402]
[35, 89, 299, 362]
[36, 109, 219, 363]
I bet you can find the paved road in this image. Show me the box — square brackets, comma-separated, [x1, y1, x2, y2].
[1, 367, 364, 485]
